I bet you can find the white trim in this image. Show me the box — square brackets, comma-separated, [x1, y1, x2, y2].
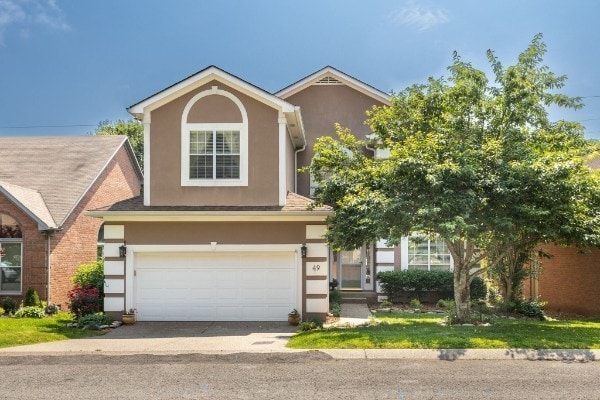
[180, 87, 249, 187]
[125, 244, 303, 317]
[0, 239, 23, 295]
[276, 66, 391, 105]
[278, 113, 287, 206]
[88, 212, 329, 223]
[60, 136, 128, 226]
[128, 66, 296, 116]
[400, 235, 453, 271]
[143, 111, 151, 206]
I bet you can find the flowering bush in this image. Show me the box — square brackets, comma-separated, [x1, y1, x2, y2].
[68, 285, 101, 318]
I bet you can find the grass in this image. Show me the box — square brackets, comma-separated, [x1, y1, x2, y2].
[287, 312, 600, 349]
[0, 312, 104, 349]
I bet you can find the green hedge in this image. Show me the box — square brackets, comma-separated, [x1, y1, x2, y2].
[376, 269, 486, 303]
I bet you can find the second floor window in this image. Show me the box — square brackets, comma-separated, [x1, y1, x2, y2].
[190, 130, 240, 180]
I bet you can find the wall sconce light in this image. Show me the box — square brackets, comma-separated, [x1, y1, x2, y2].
[119, 242, 127, 258]
[301, 244, 307, 259]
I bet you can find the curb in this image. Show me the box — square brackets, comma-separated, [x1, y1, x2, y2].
[319, 348, 600, 361]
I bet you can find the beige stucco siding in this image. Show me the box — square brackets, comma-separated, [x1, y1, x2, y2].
[123, 221, 307, 245]
[285, 84, 386, 198]
[149, 80, 280, 206]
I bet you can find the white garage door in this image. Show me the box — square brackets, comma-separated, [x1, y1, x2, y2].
[134, 251, 297, 321]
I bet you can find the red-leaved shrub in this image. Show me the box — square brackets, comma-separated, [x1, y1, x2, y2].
[67, 285, 101, 318]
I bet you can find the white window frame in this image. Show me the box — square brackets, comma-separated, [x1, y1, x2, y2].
[0, 239, 23, 295]
[400, 235, 453, 272]
[181, 87, 248, 187]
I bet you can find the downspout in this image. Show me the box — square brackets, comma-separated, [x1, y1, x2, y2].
[42, 228, 60, 306]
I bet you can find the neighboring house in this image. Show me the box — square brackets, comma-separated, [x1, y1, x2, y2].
[524, 155, 600, 316]
[0, 136, 142, 309]
[88, 65, 460, 322]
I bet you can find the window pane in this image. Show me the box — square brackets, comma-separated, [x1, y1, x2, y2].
[216, 131, 240, 154]
[216, 155, 240, 179]
[407, 265, 428, 271]
[190, 131, 213, 154]
[430, 264, 451, 271]
[190, 155, 213, 179]
[1, 243, 22, 267]
[0, 243, 21, 292]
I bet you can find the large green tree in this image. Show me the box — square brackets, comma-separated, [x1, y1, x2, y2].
[93, 119, 143, 171]
[309, 35, 600, 321]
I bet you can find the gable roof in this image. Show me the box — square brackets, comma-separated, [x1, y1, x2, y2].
[0, 135, 140, 229]
[0, 181, 55, 229]
[127, 65, 306, 148]
[275, 66, 392, 105]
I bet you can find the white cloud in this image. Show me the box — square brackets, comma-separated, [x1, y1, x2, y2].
[391, 2, 449, 32]
[0, 0, 69, 42]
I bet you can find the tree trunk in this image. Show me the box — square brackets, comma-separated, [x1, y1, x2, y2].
[453, 265, 471, 321]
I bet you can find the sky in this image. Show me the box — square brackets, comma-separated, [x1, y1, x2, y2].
[1, 0, 599, 139]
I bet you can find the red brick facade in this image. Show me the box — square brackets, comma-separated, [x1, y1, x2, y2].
[525, 244, 600, 316]
[1, 145, 140, 308]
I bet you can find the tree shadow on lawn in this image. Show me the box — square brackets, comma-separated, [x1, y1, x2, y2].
[293, 313, 600, 362]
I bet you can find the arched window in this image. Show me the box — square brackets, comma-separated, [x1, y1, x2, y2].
[180, 86, 249, 187]
[0, 213, 23, 294]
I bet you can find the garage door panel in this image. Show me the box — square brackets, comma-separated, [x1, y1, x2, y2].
[135, 251, 297, 321]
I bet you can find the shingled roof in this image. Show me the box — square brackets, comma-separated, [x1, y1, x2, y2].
[0, 135, 138, 229]
[91, 191, 331, 213]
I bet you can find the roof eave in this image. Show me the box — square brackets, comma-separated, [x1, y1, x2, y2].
[128, 66, 296, 117]
[0, 186, 56, 230]
[276, 66, 392, 106]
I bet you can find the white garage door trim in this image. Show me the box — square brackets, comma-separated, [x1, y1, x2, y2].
[125, 244, 302, 320]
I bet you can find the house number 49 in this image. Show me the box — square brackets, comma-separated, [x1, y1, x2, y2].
[312, 264, 321, 271]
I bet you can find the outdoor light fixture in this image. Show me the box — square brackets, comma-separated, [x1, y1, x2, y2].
[119, 242, 127, 258]
[301, 244, 307, 259]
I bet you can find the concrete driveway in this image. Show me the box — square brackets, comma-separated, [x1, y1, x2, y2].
[0, 321, 301, 355]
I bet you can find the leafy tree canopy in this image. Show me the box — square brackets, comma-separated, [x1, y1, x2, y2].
[93, 119, 143, 171]
[309, 34, 600, 319]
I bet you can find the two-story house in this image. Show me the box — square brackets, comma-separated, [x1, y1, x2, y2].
[90, 66, 456, 322]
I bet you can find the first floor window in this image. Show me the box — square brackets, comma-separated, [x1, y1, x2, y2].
[407, 235, 451, 271]
[189, 130, 240, 180]
[0, 213, 22, 293]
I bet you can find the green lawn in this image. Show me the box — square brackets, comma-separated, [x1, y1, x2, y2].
[0, 312, 104, 349]
[287, 312, 600, 349]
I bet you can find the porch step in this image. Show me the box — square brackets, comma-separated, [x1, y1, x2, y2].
[341, 297, 368, 304]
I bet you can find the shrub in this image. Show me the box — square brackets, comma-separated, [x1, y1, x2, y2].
[24, 287, 41, 307]
[14, 306, 45, 318]
[409, 298, 422, 308]
[1, 296, 17, 314]
[297, 321, 319, 331]
[77, 313, 112, 329]
[436, 299, 454, 308]
[379, 299, 394, 308]
[72, 261, 104, 295]
[329, 290, 342, 306]
[68, 285, 101, 318]
[512, 299, 546, 320]
[470, 277, 487, 301]
[0, 307, 4, 315]
[376, 270, 487, 302]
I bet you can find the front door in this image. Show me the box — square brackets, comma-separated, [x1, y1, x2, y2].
[339, 248, 363, 290]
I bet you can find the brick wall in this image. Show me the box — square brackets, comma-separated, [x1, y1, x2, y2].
[525, 244, 600, 316]
[0, 194, 47, 306]
[49, 145, 140, 308]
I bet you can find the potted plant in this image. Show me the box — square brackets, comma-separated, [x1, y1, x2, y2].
[121, 308, 136, 325]
[288, 309, 300, 325]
